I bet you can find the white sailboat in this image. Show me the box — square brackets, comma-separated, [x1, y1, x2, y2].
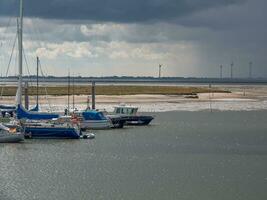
[0, 1, 25, 143]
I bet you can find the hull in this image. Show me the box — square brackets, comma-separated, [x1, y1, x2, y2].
[107, 116, 126, 129]
[123, 116, 154, 126]
[24, 127, 80, 139]
[80, 120, 112, 130]
[0, 133, 24, 143]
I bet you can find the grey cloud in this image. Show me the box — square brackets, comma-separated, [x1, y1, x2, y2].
[1, 0, 266, 78]
[0, 0, 243, 23]
[177, 0, 266, 30]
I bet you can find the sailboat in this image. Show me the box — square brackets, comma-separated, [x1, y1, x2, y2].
[16, 0, 80, 139]
[73, 109, 113, 130]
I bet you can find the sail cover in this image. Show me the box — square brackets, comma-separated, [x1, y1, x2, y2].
[17, 104, 59, 120]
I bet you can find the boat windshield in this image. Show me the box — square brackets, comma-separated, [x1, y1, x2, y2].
[114, 107, 138, 115]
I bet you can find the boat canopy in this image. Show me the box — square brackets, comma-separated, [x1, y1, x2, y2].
[82, 111, 107, 120]
[17, 104, 59, 120]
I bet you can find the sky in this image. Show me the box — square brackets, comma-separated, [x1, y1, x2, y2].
[0, 0, 266, 78]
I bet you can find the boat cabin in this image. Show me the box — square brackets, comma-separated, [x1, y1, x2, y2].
[74, 110, 108, 121]
[114, 106, 138, 115]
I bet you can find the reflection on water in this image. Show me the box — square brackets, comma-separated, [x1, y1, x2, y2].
[1, 111, 267, 200]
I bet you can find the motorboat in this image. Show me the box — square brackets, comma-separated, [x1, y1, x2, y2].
[111, 105, 154, 126]
[107, 115, 126, 128]
[0, 123, 24, 143]
[73, 110, 113, 130]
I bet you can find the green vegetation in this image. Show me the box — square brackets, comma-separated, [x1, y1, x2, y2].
[0, 85, 230, 96]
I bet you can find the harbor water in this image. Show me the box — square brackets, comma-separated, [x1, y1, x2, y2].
[1, 111, 267, 200]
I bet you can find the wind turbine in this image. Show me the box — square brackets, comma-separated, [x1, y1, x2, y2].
[230, 62, 234, 79]
[158, 64, 162, 78]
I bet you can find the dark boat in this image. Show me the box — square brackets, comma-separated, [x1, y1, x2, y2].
[111, 105, 154, 126]
[23, 125, 80, 139]
[122, 115, 153, 126]
[107, 115, 127, 128]
[22, 117, 80, 139]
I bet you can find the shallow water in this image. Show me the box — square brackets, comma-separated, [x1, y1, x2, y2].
[1, 111, 267, 200]
[38, 99, 267, 113]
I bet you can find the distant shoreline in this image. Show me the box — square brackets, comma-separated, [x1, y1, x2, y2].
[1, 76, 267, 85]
[0, 85, 229, 96]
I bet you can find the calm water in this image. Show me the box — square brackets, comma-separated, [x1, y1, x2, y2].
[1, 111, 267, 200]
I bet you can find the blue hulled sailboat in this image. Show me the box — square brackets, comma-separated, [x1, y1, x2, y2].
[15, 0, 80, 139]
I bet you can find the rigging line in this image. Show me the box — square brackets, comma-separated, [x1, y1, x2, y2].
[0, 16, 13, 50]
[3, 30, 17, 77]
[44, 86, 52, 112]
[14, 43, 18, 77]
[0, 0, 17, 52]
[22, 46, 33, 86]
[0, 16, 13, 71]
[38, 60, 52, 111]
[31, 20, 45, 47]
[1, 0, 17, 37]
[2, 16, 13, 37]
[0, 33, 17, 98]
[31, 20, 51, 75]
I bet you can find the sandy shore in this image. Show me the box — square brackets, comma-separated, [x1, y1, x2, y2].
[1, 85, 267, 112]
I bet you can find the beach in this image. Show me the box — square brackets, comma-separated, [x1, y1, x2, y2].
[1, 84, 267, 112]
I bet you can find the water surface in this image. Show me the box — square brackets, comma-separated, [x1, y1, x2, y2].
[1, 111, 267, 200]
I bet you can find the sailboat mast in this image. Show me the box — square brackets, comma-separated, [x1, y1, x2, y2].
[72, 75, 75, 111]
[17, 0, 23, 105]
[67, 70, 70, 114]
[36, 56, 39, 106]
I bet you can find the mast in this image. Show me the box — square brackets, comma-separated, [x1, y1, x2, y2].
[36, 56, 39, 106]
[67, 69, 70, 114]
[72, 75, 75, 111]
[17, 0, 23, 105]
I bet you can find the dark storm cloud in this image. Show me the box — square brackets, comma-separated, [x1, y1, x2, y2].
[0, 0, 243, 23]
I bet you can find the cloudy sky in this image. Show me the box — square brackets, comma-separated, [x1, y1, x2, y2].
[0, 0, 266, 77]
